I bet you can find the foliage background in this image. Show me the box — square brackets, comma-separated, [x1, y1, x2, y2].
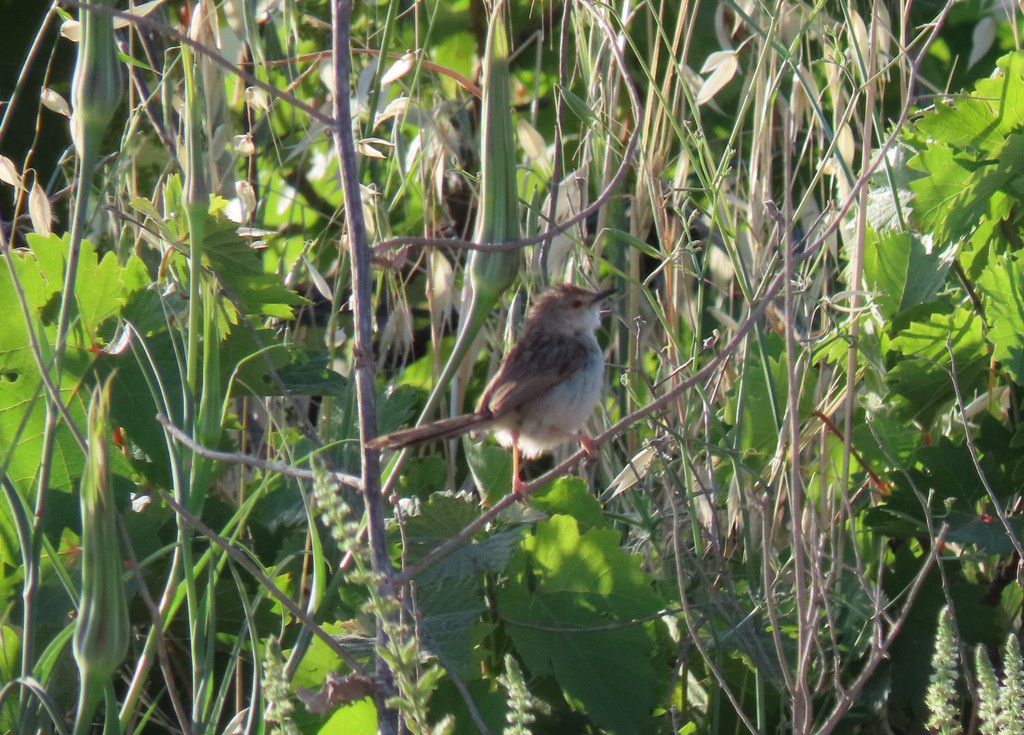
[1, 0, 1024, 733]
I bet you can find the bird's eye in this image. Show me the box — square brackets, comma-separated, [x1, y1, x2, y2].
[573, 299, 583, 308]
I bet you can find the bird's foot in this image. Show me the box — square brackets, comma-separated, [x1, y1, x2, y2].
[578, 435, 599, 459]
[511, 475, 530, 503]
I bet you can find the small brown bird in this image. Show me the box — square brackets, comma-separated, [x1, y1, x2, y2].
[369, 283, 613, 496]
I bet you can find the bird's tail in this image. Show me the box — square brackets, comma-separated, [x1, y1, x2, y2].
[367, 414, 490, 450]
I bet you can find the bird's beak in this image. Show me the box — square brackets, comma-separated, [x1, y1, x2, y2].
[593, 288, 616, 318]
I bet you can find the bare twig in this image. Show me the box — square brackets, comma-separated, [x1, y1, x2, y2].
[813, 526, 947, 733]
[157, 490, 369, 676]
[262, 48, 482, 99]
[155, 414, 362, 490]
[948, 342, 1024, 562]
[329, 1, 397, 732]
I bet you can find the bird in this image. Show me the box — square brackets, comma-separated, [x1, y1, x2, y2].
[369, 283, 613, 496]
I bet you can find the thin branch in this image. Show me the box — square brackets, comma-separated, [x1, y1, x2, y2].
[157, 490, 370, 677]
[948, 341, 1024, 562]
[812, 526, 947, 734]
[262, 48, 482, 99]
[155, 414, 362, 490]
[329, 2, 397, 732]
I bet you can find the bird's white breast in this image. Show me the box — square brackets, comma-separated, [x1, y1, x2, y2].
[492, 334, 604, 458]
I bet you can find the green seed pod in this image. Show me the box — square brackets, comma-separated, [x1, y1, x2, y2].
[70, 0, 123, 157]
[73, 381, 129, 733]
[465, 7, 520, 305]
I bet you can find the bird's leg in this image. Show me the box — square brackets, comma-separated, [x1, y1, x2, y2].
[510, 433, 528, 500]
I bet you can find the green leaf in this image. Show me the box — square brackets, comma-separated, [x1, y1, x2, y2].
[164, 211, 309, 320]
[464, 441, 511, 503]
[498, 515, 665, 734]
[73, 247, 126, 340]
[907, 51, 1024, 245]
[404, 494, 515, 678]
[862, 229, 952, 319]
[396, 455, 449, 497]
[724, 334, 786, 464]
[977, 253, 1024, 383]
[430, 32, 477, 93]
[913, 51, 1024, 148]
[23, 234, 128, 343]
[909, 135, 1024, 245]
[885, 307, 987, 425]
[428, 679, 509, 735]
[222, 331, 346, 397]
[530, 477, 606, 533]
[0, 367, 87, 495]
[405, 493, 520, 576]
[376, 384, 424, 435]
[865, 430, 1022, 554]
[415, 574, 492, 680]
[314, 697, 377, 734]
[404, 493, 483, 562]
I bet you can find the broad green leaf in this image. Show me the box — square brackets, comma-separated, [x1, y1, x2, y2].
[498, 515, 665, 734]
[396, 455, 448, 497]
[428, 679, 509, 735]
[120, 254, 169, 335]
[909, 135, 1024, 245]
[24, 233, 128, 342]
[221, 329, 346, 397]
[404, 493, 484, 561]
[405, 493, 520, 577]
[724, 334, 789, 464]
[907, 52, 1024, 245]
[429, 31, 476, 93]
[885, 307, 986, 425]
[530, 477, 605, 533]
[315, 697, 376, 734]
[404, 494, 515, 677]
[977, 253, 1024, 383]
[73, 246, 126, 339]
[862, 229, 952, 319]
[866, 426, 1021, 554]
[0, 365, 88, 495]
[912, 51, 1024, 148]
[0, 239, 63, 373]
[415, 574, 492, 679]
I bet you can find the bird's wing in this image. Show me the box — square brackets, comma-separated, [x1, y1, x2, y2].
[481, 332, 589, 417]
